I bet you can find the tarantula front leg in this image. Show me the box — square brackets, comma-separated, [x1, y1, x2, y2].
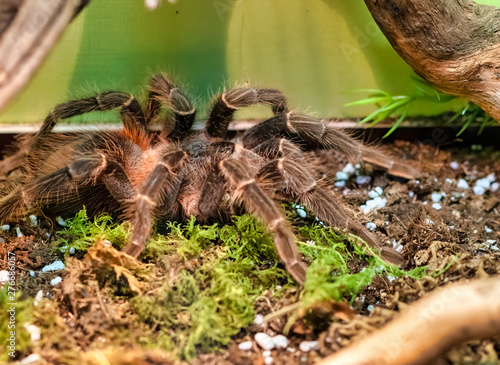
[254, 139, 404, 266]
[145, 73, 196, 140]
[242, 113, 419, 179]
[206, 87, 288, 139]
[219, 157, 308, 283]
[123, 149, 187, 258]
[0, 153, 136, 223]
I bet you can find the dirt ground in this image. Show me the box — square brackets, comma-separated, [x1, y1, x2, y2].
[1, 139, 500, 365]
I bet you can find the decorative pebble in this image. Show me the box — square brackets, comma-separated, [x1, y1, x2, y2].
[41, 260, 65, 273]
[55, 216, 66, 226]
[255, 333, 275, 350]
[20, 354, 41, 365]
[238, 341, 253, 351]
[485, 227, 493, 233]
[50, 276, 62, 286]
[254, 314, 264, 325]
[475, 178, 491, 189]
[408, 191, 415, 198]
[16, 227, 23, 237]
[30, 270, 35, 277]
[24, 324, 41, 342]
[487, 173, 496, 182]
[335, 171, 349, 181]
[491, 182, 500, 192]
[457, 179, 469, 189]
[431, 192, 443, 202]
[366, 222, 376, 231]
[342, 163, 355, 175]
[263, 350, 272, 358]
[368, 190, 380, 199]
[449, 161, 460, 170]
[367, 305, 374, 312]
[69, 247, 76, 255]
[272, 335, 289, 349]
[473, 186, 486, 196]
[296, 208, 307, 218]
[1, 224, 10, 231]
[299, 341, 319, 352]
[355, 175, 372, 185]
[29, 215, 38, 226]
[334, 181, 346, 188]
[432, 203, 442, 211]
[264, 357, 274, 365]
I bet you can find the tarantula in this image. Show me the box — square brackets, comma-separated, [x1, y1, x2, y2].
[0, 74, 417, 283]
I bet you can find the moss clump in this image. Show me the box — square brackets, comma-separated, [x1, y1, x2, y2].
[0, 286, 33, 362]
[298, 225, 427, 306]
[53, 207, 131, 256]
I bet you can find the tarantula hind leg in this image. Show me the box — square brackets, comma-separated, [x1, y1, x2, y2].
[219, 157, 308, 284]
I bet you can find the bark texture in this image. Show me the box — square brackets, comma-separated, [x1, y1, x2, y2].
[364, 0, 500, 121]
[318, 277, 500, 365]
[0, 0, 89, 113]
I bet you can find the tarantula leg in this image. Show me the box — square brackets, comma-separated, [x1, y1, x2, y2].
[206, 88, 288, 139]
[219, 157, 307, 283]
[124, 150, 188, 258]
[255, 147, 404, 266]
[197, 167, 227, 221]
[145, 73, 196, 139]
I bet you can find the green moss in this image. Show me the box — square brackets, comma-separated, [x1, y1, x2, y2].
[298, 225, 427, 306]
[53, 207, 131, 256]
[0, 286, 33, 362]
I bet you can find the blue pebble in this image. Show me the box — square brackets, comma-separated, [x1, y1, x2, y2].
[296, 208, 307, 218]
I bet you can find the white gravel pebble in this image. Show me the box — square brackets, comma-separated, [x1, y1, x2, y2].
[41, 260, 65, 273]
[431, 192, 443, 202]
[50, 276, 62, 286]
[238, 341, 253, 351]
[355, 175, 372, 185]
[432, 203, 442, 211]
[449, 161, 460, 170]
[408, 191, 415, 198]
[296, 208, 307, 218]
[457, 179, 469, 189]
[16, 227, 23, 237]
[254, 314, 264, 325]
[491, 182, 500, 192]
[299, 341, 319, 352]
[473, 186, 486, 196]
[475, 178, 491, 189]
[20, 354, 41, 364]
[342, 163, 355, 175]
[69, 247, 76, 255]
[485, 226, 493, 233]
[367, 305, 374, 312]
[25, 324, 41, 342]
[374, 186, 383, 196]
[255, 333, 275, 350]
[264, 357, 274, 365]
[487, 173, 496, 182]
[272, 334, 289, 349]
[55, 216, 66, 226]
[335, 171, 349, 181]
[1, 224, 10, 231]
[0, 270, 9, 285]
[263, 350, 272, 357]
[334, 181, 346, 188]
[366, 222, 376, 231]
[30, 270, 35, 277]
[29, 215, 38, 226]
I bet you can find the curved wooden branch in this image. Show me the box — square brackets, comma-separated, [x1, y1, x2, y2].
[364, 0, 500, 121]
[318, 277, 500, 365]
[0, 0, 90, 113]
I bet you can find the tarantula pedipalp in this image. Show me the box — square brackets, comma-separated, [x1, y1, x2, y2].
[0, 74, 417, 283]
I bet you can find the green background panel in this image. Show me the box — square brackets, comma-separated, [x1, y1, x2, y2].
[0, 0, 496, 123]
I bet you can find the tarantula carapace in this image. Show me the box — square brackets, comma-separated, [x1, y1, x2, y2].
[0, 74, 417, 283]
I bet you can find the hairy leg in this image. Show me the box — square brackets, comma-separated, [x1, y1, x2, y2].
[145, 73, 196, 139]
[219, 157, 308, 283]
[123, 150, 187, 258]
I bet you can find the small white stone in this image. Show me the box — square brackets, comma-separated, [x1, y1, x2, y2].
[29, 215, 38, 227]
[487, 173, 496, 182]
[264, 357, 274, 365]
[449, 161, 460, 170]
[50, 276, 62, 286]
[34, 290, 44, 306]
[367, 305, 374, 312]
[366, 222, 376, 231]
[368, 190, 380, 199]
[20, 354, 41, 364]
[30, 270, 35, 277]
[55, 216, 66, 226]
[485, 226, 493, 234]
[255, 332, 275, 350]
[1, 224, 10, 231]
[355, 175, 372, 185]
[238, 341, 253, 351]
[272, 334, 289, 349]
[473, 186, 486, 196]
[254, 314, 264, 325]
[41, 260, 65, 272]
[287, 347, 296, 353]
[360, 205, 370, 213]
[334, 181, 346, 188]
[24, 324, 41, 342]
[263, 350, 272, 357]
[491, 182, 500, 192]
[69, 247, 76, 255]
[342, 163, 355, 175]
[431, 192, 443, 202]
[335, 171, 349, 181]
[486, 239, 497, 245]
[408, 191, 415, 198]
[457, 179, 469, 189]
[16, 227, 23, 237]
[475, 178, 491, 189]
[445, 178, 453, 184]
[432, 203, 442, 211]
[395, 245, 404, 253]
[299, 341, 319, 352]
[0, 270, 9, 285]
[296, 208, 307, 218]
[374, 186, 384, 196]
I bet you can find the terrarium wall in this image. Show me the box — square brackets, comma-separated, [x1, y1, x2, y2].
[0, 0, 497, 124]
